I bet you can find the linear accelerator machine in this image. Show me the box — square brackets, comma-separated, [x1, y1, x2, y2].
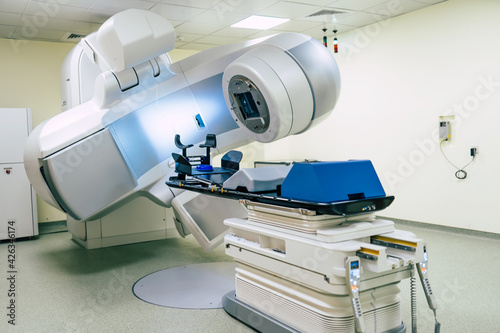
[23, 9, 439, 333]
[24, 8, 337, 249]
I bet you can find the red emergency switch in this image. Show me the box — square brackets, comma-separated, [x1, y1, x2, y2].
[5, 169, 11, 174]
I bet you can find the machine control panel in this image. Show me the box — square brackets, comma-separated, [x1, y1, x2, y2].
[346, 256, 366, 333]
[348, 259, 361, 293]
[416, 246, 437, 311]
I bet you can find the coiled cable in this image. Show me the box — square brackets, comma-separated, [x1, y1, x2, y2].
[439, 140, 475, 179]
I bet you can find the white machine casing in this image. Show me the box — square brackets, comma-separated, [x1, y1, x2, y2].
[224, 202, 424, 333]
[58, 11, 178, 248]
[23, 9, 341, 248]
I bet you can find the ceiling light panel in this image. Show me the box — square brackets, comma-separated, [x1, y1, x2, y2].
[189, 9, 248, 26]
[211, 26, 262, 38]
[232, 16, 289, 30]
[270, 19, 322, 33]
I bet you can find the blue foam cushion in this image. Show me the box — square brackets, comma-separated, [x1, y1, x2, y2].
[280, 160, 385, 203]
[196, 164, 213, 171]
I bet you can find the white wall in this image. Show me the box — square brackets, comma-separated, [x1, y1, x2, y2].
[261, 0, 500, 234]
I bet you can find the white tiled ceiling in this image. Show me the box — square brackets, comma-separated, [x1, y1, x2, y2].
[0, 0, 446, 49]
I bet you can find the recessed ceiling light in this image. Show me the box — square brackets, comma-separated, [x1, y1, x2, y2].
[231, 15, 290, 30]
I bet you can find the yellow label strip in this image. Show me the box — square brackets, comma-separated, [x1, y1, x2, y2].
[371, 236, 417, 248]
[359, 247, 380, 256]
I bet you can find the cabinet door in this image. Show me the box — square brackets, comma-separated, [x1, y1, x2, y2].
[0, 164, 35, 239]
[0, 108, 29, 163]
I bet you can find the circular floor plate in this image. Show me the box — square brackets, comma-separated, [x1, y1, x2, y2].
[133, 262, 236, 309]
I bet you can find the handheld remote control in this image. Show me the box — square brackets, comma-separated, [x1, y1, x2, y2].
[416, 246, 437, 311]
[346, 257, 366, 333]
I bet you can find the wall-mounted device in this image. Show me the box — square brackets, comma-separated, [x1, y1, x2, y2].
[438, 115, 477, 180]
[439, 121, 450, 141]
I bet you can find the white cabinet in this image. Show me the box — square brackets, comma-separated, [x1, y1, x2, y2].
[0, 108, 38, 240]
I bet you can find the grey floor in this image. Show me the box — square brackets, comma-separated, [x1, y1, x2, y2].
[395, 222, 500, 332]
[0, 221, 499, 332]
